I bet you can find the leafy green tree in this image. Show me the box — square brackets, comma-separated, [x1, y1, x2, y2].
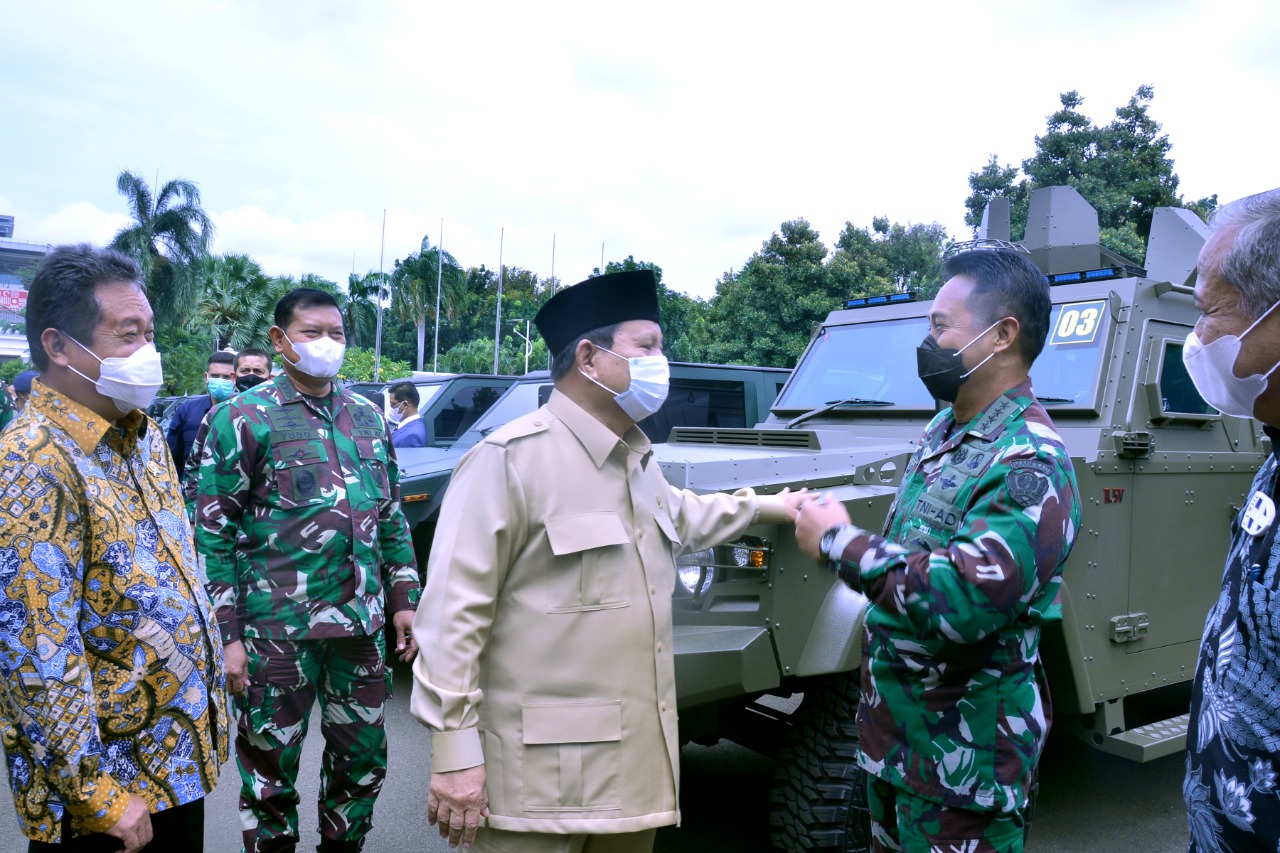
[188, 254, 272, 351]
[159, 330, 218, 395]
[344, 271, 380, 350]
[110, 170, 213, 325]
[0, 359, 32, 385]
[439, 338, 499, 374]
[699, 220, 835, 368]
[963, 86, 1218, 262]
[390, 237, 465, 371]
[338, 347, 411, 382]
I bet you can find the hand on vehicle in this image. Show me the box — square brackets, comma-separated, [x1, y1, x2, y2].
[795, 492, 852, 560]
[428, 765, 490, 849]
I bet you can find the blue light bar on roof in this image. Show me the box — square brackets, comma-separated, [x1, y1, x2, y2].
[845, 291, 916, 309]
[1045, 267, 1125, 286]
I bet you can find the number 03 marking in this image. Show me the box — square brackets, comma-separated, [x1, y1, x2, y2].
[1049, 300, 1106, 345]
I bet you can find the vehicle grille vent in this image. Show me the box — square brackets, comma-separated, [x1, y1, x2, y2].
[669, 428, 819, 449]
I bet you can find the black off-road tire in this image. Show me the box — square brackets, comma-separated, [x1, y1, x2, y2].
[768, 672, 870, 853]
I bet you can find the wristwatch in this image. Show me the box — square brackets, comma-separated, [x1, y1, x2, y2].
[819, 525, 842, 560]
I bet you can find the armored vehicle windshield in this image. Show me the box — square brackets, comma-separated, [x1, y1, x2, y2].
[774, 300, 1115, 413]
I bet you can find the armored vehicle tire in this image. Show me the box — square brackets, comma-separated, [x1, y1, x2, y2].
[768, 672, 870, 852]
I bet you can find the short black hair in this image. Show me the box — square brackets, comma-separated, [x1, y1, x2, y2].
[942, 250, 1051, 364]
[550, 324, 619, 380]
[388, 381, 420, 408]
[208, 351, 234, 368]
[234, 347, 273, 371]
[26, 244, 144, 371]
[275, 287, 341, 329]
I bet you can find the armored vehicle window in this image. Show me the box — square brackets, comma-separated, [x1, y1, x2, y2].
[775, 318, 934, 410]
[414, 383, 445, 413]
[434, 386, 505, 443]
[638, 378, 748, 442]
[1157, 338, 1213, 417]
[1028, 301, 1111, 409]
[462, 382, 548, 445]
[1157, 340, 1216, 417]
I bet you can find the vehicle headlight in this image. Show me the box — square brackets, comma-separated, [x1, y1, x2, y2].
[676, 549, 715, 596]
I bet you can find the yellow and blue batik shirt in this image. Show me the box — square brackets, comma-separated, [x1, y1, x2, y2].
[0, 379, 228, 843]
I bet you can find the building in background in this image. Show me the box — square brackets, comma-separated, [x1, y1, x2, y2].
[0, 218, 45, 363]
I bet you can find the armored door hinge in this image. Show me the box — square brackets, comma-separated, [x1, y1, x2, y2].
[1110, 612, 1149, 643]
[1114, 431, 1154, 459]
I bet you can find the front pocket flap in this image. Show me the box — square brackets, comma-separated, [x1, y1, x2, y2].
[270, 443, 324, 466]
[522, 700, 622, 745]
[652, 510, 683, 547]
[545, 513, 631, 556]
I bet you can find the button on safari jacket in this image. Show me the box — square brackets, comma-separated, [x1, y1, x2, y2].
[411, 390, 789, 834]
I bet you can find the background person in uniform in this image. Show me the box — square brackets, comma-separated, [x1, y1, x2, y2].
[180, 346, 275, 518]
[167, 350, 235, 480]
[11, 370, 37, 415]
[387, 381, 428, 448]
[0, 244, 228, 852]
[1182, 189, 1280, 853]
[0, 378, 13, 429]
[195, 288, 420, 853]
[795, 249, 1081, 853]
[233, 346, 275, 389]
[411, 270, 803, 852]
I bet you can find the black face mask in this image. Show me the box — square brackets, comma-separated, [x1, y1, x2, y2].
[235, 373, 269, 392]
[915, 320, 1000, 403]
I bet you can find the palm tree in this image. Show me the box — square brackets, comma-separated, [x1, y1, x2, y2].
[188, 254, 271, 350]
[390, 236, 465, 370]
[344, 271, 381, 350]
[110, 170, 214, 323]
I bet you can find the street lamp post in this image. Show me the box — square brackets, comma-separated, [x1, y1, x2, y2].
[506, 319, 533, 375]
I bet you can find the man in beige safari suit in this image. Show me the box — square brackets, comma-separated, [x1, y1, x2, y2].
[412, 270, 800, 851]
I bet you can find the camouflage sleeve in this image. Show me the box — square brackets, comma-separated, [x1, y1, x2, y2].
[0, 390, 12, 430]
[181, 408, 215, 521]
[380, 427, 420, 614]
[833, 445, 1078, 643]
[195, 403, 258, 644]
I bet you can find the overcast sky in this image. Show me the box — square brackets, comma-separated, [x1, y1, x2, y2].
[2, 1, 1278, 301]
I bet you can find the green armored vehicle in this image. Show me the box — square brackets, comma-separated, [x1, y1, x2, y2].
[657, 186, 1262, 851]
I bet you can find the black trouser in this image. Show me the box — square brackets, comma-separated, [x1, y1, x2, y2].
[28, 798, 204, 853]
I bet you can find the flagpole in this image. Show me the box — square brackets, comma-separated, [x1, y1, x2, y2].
[374, 208, 386, 382]
[492, 227, 504, 374]
[433, 217, 444, 373]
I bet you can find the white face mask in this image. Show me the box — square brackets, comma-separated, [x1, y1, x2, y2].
[387, 402, 405, 425]
[284, 333, 346, 379]
[1183, 301, 1280, 419]
[580, 346, 670, 421]
[66, 336, 165, 415]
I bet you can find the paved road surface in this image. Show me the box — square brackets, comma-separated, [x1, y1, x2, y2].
[0, 662, 1189, 851]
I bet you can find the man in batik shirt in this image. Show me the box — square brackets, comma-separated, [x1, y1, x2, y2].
[0, 245, 227, 852]
[1182, 189, 1280, 852]
[196, 287, 419, 853]
[797, 249, 1080, 853]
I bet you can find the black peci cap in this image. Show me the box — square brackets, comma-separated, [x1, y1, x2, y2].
[534, 270, 661, 356]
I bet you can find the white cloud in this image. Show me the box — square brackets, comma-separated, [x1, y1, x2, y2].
[4, 0, 1280, 305]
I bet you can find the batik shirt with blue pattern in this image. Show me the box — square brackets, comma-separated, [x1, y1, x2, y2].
[0, 380, 228, 843]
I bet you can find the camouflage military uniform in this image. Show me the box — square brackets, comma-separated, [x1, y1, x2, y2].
[0, 384, 13, 431]
[826, 378, 1080, 851]
[195, 375, 419, 852]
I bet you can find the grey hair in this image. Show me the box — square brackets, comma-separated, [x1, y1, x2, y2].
[549, 324, 619, 380]
[1211, 188, 1280, 318]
